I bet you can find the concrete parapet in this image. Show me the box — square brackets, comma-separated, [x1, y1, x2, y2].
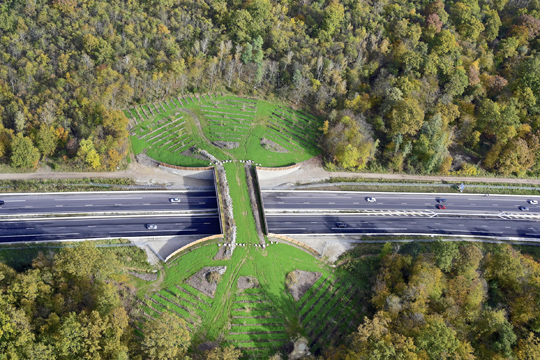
[158, 164, 214, 180]
[255, 163, 301, 180]
[165, 234, 223, 262]
[268, 234, 320, 257]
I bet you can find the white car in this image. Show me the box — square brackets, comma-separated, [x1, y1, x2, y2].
[366, 197, 376, 202]
[169, 198, 181, 203]
[529, 200, 538, 205]
[146, 224, 158, 230]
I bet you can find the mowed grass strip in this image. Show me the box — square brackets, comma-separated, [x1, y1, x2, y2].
[232, 317, 284, 325]
[150, 294, 197, 324]
[159, 289, 207, 317]
[164, 288, 209, 312]
[301, 281, 345, 324]
[297, 276, 327, 307]
[228, 332, 288, 341]
[305, 284, 353, 334]
[298, 278, 332, 315]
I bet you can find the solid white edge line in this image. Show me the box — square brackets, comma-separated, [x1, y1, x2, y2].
[0, 190, 210, 196]
[261, 189, 540, 198]
[0, 213, 220, 222]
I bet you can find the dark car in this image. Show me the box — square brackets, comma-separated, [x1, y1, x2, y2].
[519, 206, 529, 211]
[437, 205, 446, 209]
[336, 222, 347, 228]
[0, 200, 4, 206]
[437, 198, 447, 203]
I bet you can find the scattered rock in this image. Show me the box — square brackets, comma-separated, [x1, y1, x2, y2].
[213, 141, 240, 149]
[286, 270, 322, 301]
[186, 266, 227, 298]
[128, 271, 158, 281]
[287, 337, 311, 360]
[261, 138, 289, 153]
[237, 276, 260, 290]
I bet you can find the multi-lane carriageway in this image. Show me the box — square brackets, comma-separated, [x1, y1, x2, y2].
[262, 191, 540, 239]
[0, 191, 221, 242]
[4, 189, 540, 242]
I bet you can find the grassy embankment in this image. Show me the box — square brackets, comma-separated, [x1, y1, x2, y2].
[126, 95, 321, 167]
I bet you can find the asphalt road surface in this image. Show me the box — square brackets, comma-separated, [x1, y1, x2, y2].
[0, 215, 221, 242]
[0, 191, 218, 215]
[266, 214, 540, 239]
[262, 191, 540, 214]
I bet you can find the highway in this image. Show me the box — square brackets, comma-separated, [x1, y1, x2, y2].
[0, 191, 218, 215]
[266, 214, 540, 238]
[0, 215, 221, 242]
[262, 191, 540, 214]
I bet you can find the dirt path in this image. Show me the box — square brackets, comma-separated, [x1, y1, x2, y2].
[260, 155, 540, 187]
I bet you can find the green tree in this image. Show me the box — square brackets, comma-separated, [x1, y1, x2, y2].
[10, 133, 40, 169]
[77, 138, 101, 169]
[415, 319, 460, 359]
[205, 346, 242, 360]
[36, 125, 57, 158]
[386, 98, 425, 136]
[141, 313, 191, 360]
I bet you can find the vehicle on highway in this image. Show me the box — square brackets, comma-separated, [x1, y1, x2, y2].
[366, 197, 376, 202]
[436, 198, 447, 203]
[0, 200, 3, 206]
[336, 222, 347, 228]
[519, 206, 529, 211]
[169, 198, 181, 203]
[529, 200, 538, 205]
[436, 205, 446, 209]
[146, 224, 158, 230]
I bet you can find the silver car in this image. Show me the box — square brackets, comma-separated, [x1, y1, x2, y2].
[169, 198, 181, 203]
[146, 224, 158, 230]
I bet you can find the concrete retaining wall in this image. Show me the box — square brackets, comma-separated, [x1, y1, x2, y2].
[255, 163, 301, 180]
[158, 164, 214, 180]
[165, 234, 223, 262]
[268, 234, 320, 257]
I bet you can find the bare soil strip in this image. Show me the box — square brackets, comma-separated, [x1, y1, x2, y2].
[298, 277, 328, 310]
[175, 285, 212, 307]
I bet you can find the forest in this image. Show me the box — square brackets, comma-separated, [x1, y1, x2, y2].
[3, 241, 540, 359]
[333, 242, 540, 359]
[0, 0, 539, 175]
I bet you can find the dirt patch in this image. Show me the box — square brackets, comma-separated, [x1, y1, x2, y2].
[286, 270, 322, 301]
[261, 138, 289, 153]
[186, 266, 227, 298]
[237, 276, 260, 290]
[213, 141, 240, 149]
[180, 146, 207, 161]
[128, 271, 158, 281]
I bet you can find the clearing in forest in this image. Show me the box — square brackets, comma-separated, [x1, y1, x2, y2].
[133, 241, 367, 358]
[125, 94, 322, 167]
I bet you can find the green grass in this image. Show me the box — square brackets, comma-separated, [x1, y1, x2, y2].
[127, 95, 322, 167]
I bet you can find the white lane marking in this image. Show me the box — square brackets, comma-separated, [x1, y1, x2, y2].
[88, 226, 96, 228]
[24, 206, 33, 208]
[58, 227, 65, 229]
[54, 197, 144, 201]
[203, 222, 211, 224]
[0, 233, 79, 237]
[56, 205, 63, 207]
[143, 203, 151, 205]
[85, 204, 93, 207]
[109, 229, 198, 233]
[4, 200, 25, 202]
[25, 227, 34, 229]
